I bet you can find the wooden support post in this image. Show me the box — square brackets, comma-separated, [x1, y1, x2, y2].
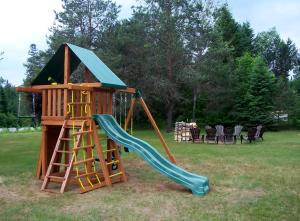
[53, 89, 57, 116]
[124, 98, 136, 131]
[107, 93, 113, 114]
[92, 121, 112, 186]
[42, 90, 46, 117]
[36, 143, 43, 178]
[64, 129, 70, 171]
[41, 126, 48, 177]
[91, 91, 96, 114]
[85, 131, 93, 173]
[64, 45, 70, 84]
[64, 89, 68, 117]
[57, 89, 62, 116]
[138, 97, 177, 164]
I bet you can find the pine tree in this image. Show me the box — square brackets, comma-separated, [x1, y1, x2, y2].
[244, 56, 275, 126]
[0, 86, 8, 113]
[23, 44, 43, 86]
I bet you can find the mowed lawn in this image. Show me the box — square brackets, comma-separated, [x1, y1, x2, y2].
[0, 130, 299, 221]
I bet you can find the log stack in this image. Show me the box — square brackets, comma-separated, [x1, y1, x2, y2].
[174, 122, 197, 142]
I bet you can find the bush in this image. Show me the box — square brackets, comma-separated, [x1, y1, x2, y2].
[0, 113, 18, 127]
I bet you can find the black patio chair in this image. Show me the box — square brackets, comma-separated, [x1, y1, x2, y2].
[224, 127, 234, 144]
[190, 127, 203, 143]
[205, 128, 218, 144]
[241, 127, 257, 144]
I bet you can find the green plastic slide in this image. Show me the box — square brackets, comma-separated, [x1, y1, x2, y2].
[93, 114, 209, 196]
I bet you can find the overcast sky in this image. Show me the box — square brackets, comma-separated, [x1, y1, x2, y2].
[0, 0, 299, 86]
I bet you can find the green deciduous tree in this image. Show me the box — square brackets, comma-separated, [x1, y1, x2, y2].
[48, 0, 120, 50]
[254, 28, 299, 79]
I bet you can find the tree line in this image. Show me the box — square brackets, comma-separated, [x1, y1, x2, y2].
[4, 0, 300, 130]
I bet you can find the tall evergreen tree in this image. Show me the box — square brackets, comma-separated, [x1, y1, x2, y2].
[244, 56, 275, 126]
[0, 86, 8, 113]
[23, 44, 44, 86]
[214, 5, 254, 58]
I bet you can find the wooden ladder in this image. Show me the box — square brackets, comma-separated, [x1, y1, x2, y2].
[41, 120, 103, 193]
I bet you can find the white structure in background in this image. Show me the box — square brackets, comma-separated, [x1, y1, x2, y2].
[273, 111, 288, 122]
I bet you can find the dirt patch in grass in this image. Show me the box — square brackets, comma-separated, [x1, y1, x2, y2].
[222, 187, 265, 204]
[0, 176, 51, 203]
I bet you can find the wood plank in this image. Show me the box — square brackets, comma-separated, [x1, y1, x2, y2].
[107, 92, 113, 114]
[67, 84, 93, 91]
[64, 45, 70, 84]
[16, 86, 42, 93]
[53, 89, 57, 116]
[41, 126, 48, 178]
[57, 89, 62, 116]
[47, 90, 51, 116]
[41, 116, 65, 121]
[31, 83, 99, 90]
[42, 90, 46, 117]
[41, 120, 65, 126]
[85, 128, 93, 173]
[139, 97, 177, 164]
[116, 87, 136, 94]
[64, 89, 68, 116]
[103, 92, 107, 114]
[36, 142, 43, 178]
[97, 93, 101, 114]
[91, 91, 96, 113]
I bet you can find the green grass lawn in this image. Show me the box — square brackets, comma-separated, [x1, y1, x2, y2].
[0, 130, 299, 221]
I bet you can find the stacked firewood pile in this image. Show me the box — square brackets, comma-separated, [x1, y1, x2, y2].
[174, 121, 197, 142]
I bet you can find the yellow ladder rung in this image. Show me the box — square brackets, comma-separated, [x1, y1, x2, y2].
[73, 158, 95, 166]
[106, 160, 119, 165]
[109, 172, 122, 178]
[73, 145, 94, 151]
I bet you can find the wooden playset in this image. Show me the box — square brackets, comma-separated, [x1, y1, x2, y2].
[17, 43, 176, 193]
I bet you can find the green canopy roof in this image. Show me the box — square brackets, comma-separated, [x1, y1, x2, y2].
[31, 43, 127, 89]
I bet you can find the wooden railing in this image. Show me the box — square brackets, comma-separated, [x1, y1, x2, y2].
[16, 84, 126, 121]
[42, 89, 64, 119]
[94, 90, 113, 115]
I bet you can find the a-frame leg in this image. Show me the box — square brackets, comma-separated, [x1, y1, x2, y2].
[92, 121, 112, 186]
[139, 97, 177, 164]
